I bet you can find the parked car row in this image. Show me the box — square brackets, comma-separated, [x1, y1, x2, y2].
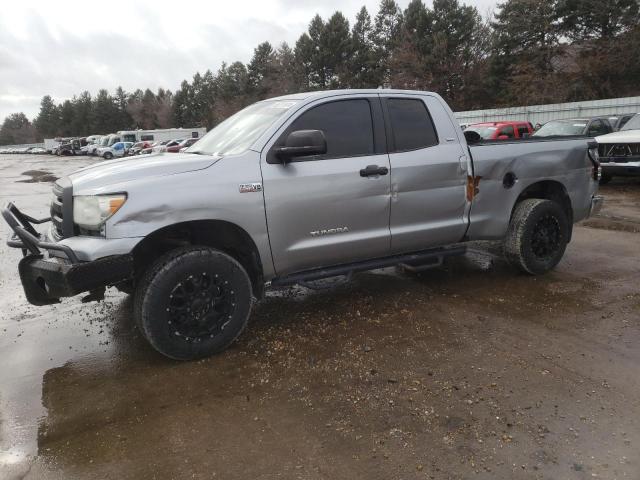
[463, 113, 635, 140]
[0, 146, 47, 154]
[462, 112, 640, 184]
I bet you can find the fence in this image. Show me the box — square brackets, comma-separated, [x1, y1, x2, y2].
[454, 96, 640, 125]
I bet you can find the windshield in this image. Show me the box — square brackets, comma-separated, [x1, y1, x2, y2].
[533, 120, 586, 137]
[99, 136, 110, 146]
[186, 99, 299, 156]
[465, 126, 498, 139]
[621, 114, 640, 131]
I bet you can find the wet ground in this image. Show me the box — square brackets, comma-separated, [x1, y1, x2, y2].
[0, 154, 639, 480]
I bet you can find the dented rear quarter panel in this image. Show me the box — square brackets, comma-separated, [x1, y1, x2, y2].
[466, 138, 598, 240]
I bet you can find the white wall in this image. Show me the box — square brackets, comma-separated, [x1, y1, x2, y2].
[455, 96, 640, 125]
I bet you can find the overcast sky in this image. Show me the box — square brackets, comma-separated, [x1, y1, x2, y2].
[0, 0, 497, 122]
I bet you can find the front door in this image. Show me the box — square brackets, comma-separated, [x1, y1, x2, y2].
[261, 96, 391, 276]
[381, 94, 469, 253]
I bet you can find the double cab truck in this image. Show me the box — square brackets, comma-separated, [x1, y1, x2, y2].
[3, 90, 603, 360]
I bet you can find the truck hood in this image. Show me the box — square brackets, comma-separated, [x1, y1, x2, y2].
[69, 153, 220, 193]
[596, 130, 640, 144]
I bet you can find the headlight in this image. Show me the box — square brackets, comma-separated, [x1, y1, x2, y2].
[73, 194, 127, 230]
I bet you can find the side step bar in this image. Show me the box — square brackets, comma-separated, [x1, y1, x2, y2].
[270, 245, 467, 287]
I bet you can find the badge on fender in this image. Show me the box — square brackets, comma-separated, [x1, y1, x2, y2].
[239, 183, 262, 193]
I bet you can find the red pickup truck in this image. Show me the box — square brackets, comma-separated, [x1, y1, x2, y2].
[465, 121, 534, 140]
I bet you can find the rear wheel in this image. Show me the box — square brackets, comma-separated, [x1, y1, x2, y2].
[103, 152, 113, 159]
[134, 247, 253, 360]
[504, 199, 569, 275]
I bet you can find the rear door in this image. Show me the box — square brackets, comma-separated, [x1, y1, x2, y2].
[381, 94, 469, 254]
[261, 96, 391, 275]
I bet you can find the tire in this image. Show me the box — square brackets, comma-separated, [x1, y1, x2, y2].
[599, 172, 612, 185]
[103, 152, 113, 159]
[115, 280, 134, 295]
[504, 199, 569, 275]
[134, 247, 253, 360]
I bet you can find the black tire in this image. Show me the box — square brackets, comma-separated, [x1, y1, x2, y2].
[103, 152, 113, 159]
[134, 247, 252, 360]
[599, 172, 612, 185]
[115, 280, 134, 295]
[504, 199, 569, 275]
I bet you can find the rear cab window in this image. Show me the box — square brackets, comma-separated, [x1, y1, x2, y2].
[385, 98, 438, 152]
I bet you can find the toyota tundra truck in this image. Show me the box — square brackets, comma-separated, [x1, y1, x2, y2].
[3, 90, 604, 360]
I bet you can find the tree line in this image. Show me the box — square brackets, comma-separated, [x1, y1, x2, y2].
[1, 0, 638, 145]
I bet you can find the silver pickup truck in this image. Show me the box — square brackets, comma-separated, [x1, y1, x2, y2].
[3, 89, 604, 360]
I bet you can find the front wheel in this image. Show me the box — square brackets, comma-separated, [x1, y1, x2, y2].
[103, 152, 113, 159]
[134, 247, 253, 360]
[504, 199, 569, 275]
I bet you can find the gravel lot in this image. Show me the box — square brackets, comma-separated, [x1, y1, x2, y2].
[1, 154, 639, 480]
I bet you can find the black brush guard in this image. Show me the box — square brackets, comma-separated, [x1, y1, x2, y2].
[2, 202, 132, 305]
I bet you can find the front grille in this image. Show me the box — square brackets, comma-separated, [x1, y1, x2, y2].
[598, 143, 640, 163]
[50, 177, 73, 240]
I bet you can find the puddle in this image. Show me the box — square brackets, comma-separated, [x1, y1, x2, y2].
[17, 170, 59, 183]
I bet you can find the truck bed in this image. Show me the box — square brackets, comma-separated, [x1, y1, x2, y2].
[466, 137, 598, 240]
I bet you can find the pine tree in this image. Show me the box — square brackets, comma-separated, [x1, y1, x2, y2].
[373, 0, 403, 85]
[349, 7, 379, 87]
[0, 113, 36, 145]
[248, 41, 276, 98]
[491, 0, 562, 105]
[34, 95, 60, 139]
[322, 12, 351, 87]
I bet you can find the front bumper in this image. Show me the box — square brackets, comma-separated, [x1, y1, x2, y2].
[3, 202, 133, 305]
[600, 161, 640, 177]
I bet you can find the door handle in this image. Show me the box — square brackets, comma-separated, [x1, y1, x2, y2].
[360, 165, 389, 177]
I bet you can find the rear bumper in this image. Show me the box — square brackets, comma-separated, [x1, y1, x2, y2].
[3, 202, 133, 305]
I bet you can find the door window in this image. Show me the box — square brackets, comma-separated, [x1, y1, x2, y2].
[500, 125, 515, 138]
[588, 119, 609, 136]
[280, 99, 374, 160]
[386, 98, 438, 151]
[517, 125, 530, 137]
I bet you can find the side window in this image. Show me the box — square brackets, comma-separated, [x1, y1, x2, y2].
[517, 125, 529, 137]
[500, 125, 515, 138]
[588, 120, 608, 136]
[283, 99, 374, 159]
[141, 134, 154, 141]
[619, 116, 632, 129]
[386, 98, 438, 152]
[123, 134, 136, 142]
[192, 132, 200, 138]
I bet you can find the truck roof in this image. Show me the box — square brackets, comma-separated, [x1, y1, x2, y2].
[267, 89, 440, 102]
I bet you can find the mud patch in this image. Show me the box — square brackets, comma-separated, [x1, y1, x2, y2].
[17, 170, 59, 183]
[582, 216, 640, 234]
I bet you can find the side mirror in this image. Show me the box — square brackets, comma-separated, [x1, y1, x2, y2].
[274, 130, 326, 162]
[464, 130, 481, 144]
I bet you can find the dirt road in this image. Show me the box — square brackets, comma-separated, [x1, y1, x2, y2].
[1, 155, 639, 479]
